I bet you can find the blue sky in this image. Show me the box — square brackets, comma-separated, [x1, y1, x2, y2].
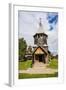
[18, 11, 58, 55]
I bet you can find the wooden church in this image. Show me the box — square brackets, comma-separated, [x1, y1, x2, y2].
[32, 18, 48, 64]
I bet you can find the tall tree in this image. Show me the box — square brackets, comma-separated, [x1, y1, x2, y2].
[19, 38, 27, 61]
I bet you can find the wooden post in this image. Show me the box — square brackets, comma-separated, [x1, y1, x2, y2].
[32, 55, 34, 64]
[33, 54, 35, 63]
[45, 54, 48, 64]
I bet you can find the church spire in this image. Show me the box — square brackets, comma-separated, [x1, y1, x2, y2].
[37, 18, 44, 33]
[33, 18, 48, 46]
[39, 18, 42, 27]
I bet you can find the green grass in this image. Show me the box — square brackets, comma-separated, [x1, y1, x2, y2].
[19, 59, 58, 70]
[18, 59, 58, 79]
[19, 72, 58, 79]
[18, 60, 32, 70]
[47, 58, 58, 69]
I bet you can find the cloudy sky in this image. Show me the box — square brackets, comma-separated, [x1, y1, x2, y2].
[18, 11, 58, 55]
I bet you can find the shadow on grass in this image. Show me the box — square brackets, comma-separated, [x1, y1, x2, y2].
[18, 72, 58, 79]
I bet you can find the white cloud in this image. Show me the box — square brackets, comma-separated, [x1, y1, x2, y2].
[47, 24, 58, 55]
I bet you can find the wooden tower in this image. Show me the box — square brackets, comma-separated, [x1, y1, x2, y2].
[32, 18, 48, 64]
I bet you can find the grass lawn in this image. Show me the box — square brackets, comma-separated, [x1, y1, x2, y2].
[18, 59, 58, 79]
[47, 58, 58, 69]
[19, 72, 58, 79]
[18, 60, 32, 70]
[19, 59, 58, 70]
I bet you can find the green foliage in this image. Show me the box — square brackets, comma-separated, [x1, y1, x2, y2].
[19, 72, 58, 79]
[19, 38, 27, 61]
[47, 58, 58, 69]
[18, 60, 32, 70]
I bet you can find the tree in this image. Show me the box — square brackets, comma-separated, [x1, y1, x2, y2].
[19, 38, 27, 61]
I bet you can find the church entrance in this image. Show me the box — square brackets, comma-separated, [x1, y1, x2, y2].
[32, 46, 48, 64]
[35, 54, 45, 63]
[39, 54, 43, 62]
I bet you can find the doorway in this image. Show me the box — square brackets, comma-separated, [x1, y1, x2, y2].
[35, 54, 45, 63]
[39, 54, 43, 62]
[39, 54, 45, 63]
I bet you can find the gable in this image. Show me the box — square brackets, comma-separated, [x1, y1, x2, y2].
[33, 46, 48, 55]
[34, 47, 44, 54]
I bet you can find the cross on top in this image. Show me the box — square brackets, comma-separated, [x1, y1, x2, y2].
[39, 18, 42, 26]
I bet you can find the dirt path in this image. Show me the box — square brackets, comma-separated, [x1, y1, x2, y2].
[19, 62, 58, 74]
